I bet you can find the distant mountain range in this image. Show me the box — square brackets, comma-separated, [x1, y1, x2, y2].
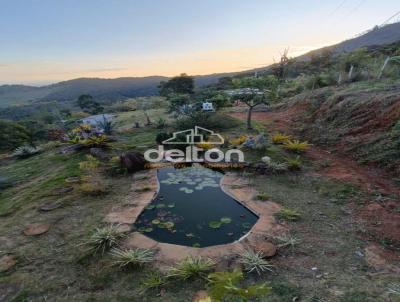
[1, 22, 400, 108]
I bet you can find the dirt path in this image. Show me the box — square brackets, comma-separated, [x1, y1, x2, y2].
[230, 110, 400, 196]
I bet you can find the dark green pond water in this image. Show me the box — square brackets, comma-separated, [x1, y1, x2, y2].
[134, 167, 258, 247]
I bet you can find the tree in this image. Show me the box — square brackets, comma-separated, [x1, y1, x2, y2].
[159, 73, 194, 96]
[232, 76, 279, 129]
[77, 94, 103, 114]
[0, 119, 30, 150]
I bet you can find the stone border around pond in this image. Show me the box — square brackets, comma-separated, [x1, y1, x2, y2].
[104, 167, 287, 266]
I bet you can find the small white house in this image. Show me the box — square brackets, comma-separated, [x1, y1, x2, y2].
[202, 101, 214, 112]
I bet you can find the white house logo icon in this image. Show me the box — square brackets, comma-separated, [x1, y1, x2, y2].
[162, 126, 224, 145]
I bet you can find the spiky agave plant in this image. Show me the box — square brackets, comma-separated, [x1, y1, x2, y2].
[274, 234, 302, 249]
[139, 271, 169, 294]
[167, 256, 215, 280]
[239, 249, 274, 275]
[110, 248, 155, 268]
[82, 224, 125, 255]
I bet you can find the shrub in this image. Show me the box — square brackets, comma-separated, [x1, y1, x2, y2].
[79, 155, 100, 171]
[229, 135, 247, 146]
[110, 248, 155, 268]
[82, 135, 109, 148]
[167, 256, 215, 280]
[207, 270, 271, 301]
[267, 161, 289, 173]
[79, 181, 109, 196]
[275, 208, 301, 221]
[13, 145, 41, 158]
[139, 271, 169, 294]
[174, 112, 239, 131]
[272, 133, 291, 144]
[283, 140, 310, 153]
[0, 119, 30, 151]
[155, 132, 171, 145]
[286, 156, 302, 170]
[238, 250, 274, 275]
[82, 225, 126, 255]
[97, 115, 115, 135]
[155, 117, 168, 129]
[256, 192, 271, 201]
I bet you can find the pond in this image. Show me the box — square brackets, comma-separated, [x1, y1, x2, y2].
[134, 166, 258, 247]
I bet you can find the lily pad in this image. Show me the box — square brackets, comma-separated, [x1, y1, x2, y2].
[145, 205, 155, 210]
[164, 221, 175, 229]
[151, 219, 161, 225]
[220, 217, 232, 224]
[242, 222, 251, 229]
[208, 221, 222, 229]
[167, 203, 175, 208]
[156, 204, 166, 209]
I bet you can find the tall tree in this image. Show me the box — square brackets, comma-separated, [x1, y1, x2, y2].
[159, 73, 194, 96]
[77, 94, 103, 114]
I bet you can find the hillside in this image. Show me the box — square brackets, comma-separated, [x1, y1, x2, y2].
[2, 22, 400, 107]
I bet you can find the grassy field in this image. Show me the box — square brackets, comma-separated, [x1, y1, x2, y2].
[0, 107, 399, 302]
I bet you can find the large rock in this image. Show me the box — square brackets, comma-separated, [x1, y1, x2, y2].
[120, 152, 147, 173]
[251, 241, 277, 258]
[0, 255, 16, 272]
[23, 223, 50, 236]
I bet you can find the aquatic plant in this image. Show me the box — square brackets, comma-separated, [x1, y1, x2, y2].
[209, 221, 222, 229]
[151, 219, 161, 225]
[110, 248, 155, 268]
[167, 256, 215, 280]
[238, 249, 274, 275]
[220, 217, 232, 224]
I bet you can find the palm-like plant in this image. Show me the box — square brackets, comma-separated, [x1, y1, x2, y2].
[82, 224, 125, 255]
[238, 249, 274, 275]
[167, 256, 215, 280]
[110, 248, 155, 268]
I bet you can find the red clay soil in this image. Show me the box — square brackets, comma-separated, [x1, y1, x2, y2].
[230, 109, 400, 249]
[230, 110, 400, 196]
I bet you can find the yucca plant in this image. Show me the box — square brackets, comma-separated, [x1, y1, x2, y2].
[275, 207, 302, 221]
[238, 250, 274, 275]
[167, 256, 215, 280]
[267, 161, 288, 173]
[286, 156, 302, 170]
[274, 234, 302, 249]
[139, 271, 169, 294]
[82, 224, 125, 255]
[13, 145, 41, 159]
[272, 133, 291, 144]
[110, 248, 155, 268]
[283, 140, 310, 153]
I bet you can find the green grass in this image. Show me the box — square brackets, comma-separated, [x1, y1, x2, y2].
[0, 151, 84, 215]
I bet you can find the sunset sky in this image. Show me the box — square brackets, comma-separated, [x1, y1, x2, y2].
[0, 0, 399, 85]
